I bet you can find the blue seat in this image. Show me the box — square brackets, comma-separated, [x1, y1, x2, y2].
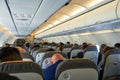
[70, 46, 83, 58]
[84, 46, 99, 64]
[103, 49, 120, 80]
[62, 45, 72, 56]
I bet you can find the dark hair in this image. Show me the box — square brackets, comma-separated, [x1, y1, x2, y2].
[14, 39, 25, 46]
[114, 43, 120, 48]
[47, 48, 55, 51]
[0, 47, 22, 62]
[0, 73, 20, 80]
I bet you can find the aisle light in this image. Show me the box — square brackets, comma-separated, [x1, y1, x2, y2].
[34, 23, 53, 35]
[59, 14, 70, 21]
[79, 32, 92, 35]
[67, 4, 86, 16]
[71, 34, 78, 36]
[92, 30, 113, 34]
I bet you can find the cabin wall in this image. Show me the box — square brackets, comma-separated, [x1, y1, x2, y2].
[36, 0, 119, 37]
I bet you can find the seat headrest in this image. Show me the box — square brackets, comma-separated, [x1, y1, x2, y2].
[0, 61, 45, 80]
[56, 59, 98, 80]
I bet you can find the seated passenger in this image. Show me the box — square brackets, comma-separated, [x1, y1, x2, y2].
[46, 48, 55, 52]
[58, 42, 64, 51]
[114, 43, 120, 49]
[43, 53, 65, 80]
[0, 73, 20, 80]
[0, 47, 22, 62]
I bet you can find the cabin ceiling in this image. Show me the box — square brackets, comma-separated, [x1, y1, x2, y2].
[0, 0, 113, 38]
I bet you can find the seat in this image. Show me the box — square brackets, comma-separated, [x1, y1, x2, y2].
[84, 46, 99, 64]
[70, 46, 83, 58]
[55, 59, 98, 80]
[42, 58, 52, 69]
[21, 53, 34, 61]
[35, 48, 48, 65]
[62, 45, 72, 56]
[0, 61, 45, 80]
[102, 49, 120, 80]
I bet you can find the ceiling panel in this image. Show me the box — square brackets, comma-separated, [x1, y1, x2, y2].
[7, 0, 43, 35]
[0, 0, 17, 34]
[28, 0, 70, 32]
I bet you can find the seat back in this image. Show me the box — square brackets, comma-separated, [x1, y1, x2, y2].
[42, 58, 52, 69]
[70, 46, 83, 58]
[62, 45, 72, 56]
[84, 46, 99, 64]
[35, 48, 48, 63]
[21, 53, 34, 61]
[56, 59, 98, 80]
[103, 49, 120, 80]
[0, 61, 45, 80]
[36, 52, 46, 65]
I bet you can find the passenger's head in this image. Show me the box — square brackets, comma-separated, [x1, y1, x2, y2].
[82, 42, 88, 50]
[14, 39, 25, 48]
[4, 43, 10, 47]
[114, 43, 120, 49]
[47, 48, 55, 52]
[73, 43, 78, 47]
[0, 73, 20, 80]
[0, 47, 22, 62]
[51, 54, 65, 64]
[67, 41, 70, 44]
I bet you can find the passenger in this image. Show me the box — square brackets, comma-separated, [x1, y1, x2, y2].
[0, 47, 22, 62]
[82, 42, 89, 51]
[77, 52, 84, 58]
[0, 73, 20, 80]
[72, 43, 79, 49]
[58, 42, 64, 51]
[47, 48, 55, 52]
[4, 43, 10, 47]
[14, 39, 26, 49]
[43, 53, 65, 80]
[24, 42, 30, 50]
[98, 45, 114, 80]
[98, 44, 107, 65]
[66, 41, 70, 46]
[114, 43, 120, 49]
[98, 45, 114, 67]
[104, 46, 115, 57]
[100, 44, 107, 54]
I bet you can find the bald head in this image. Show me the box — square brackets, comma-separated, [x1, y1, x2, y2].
[51, 53, 65, 64]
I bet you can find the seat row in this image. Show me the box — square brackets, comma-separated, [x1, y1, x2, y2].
[0, 59, 98, 80]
